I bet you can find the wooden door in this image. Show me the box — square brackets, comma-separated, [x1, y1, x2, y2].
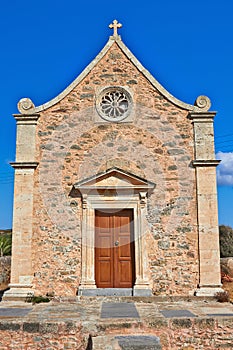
[95, 209, 135, 288]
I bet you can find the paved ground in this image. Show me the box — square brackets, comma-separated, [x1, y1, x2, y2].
[0, 296, 233, 323]
[1, 297, 233, 349]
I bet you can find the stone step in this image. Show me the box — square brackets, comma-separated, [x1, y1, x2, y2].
[78, 295, 215, 303]
[91, 334, 162, 350]
[79, 288, 133, 297]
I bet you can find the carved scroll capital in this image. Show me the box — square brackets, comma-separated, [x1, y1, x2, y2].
[194, 95, 211, 111]
[17, 98, 35, 114]
[139, 191, 147, 208]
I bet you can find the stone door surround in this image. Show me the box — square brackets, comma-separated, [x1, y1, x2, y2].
[73, 167, 155, 296]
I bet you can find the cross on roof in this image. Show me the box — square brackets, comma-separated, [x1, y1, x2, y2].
[109, 20, 122, 37]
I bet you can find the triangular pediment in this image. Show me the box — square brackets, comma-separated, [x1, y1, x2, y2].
[74, 167, 155, 191]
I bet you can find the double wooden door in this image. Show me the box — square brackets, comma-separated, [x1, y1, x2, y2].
[95, 209, 135, 288]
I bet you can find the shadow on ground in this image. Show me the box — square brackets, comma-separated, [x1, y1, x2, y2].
[0, 288, 9, 302]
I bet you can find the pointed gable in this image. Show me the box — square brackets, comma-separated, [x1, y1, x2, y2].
[17, 29, 211, 115]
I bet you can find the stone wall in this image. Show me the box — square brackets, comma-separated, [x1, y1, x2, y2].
[0, 256, 11, 290]
[0, 321, 88, 350]
[95, 318, 233, 349]
[0, 318, 233, 349]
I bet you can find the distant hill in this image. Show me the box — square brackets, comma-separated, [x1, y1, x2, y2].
[219, 225, 233, 258]
[0, 229, 12, 235]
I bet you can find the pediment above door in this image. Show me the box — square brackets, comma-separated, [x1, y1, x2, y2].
[73, 167, 155, 194]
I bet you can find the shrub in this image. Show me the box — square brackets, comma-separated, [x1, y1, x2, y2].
[219, 225, 233, 258]
[31, 296, 50, 304]
[0, 234, 12, 257]
[25, 294, 50, 304]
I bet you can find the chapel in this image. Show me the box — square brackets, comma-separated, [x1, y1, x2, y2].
[5, 20, 222, 299]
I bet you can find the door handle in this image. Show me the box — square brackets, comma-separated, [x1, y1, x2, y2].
[114, 240, 119, 246]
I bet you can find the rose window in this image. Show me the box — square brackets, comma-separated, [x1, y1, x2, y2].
[96, 87, 132, 122]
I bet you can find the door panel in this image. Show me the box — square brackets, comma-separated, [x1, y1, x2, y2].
[95, 209, 135, 288]
[118, 240, 131, 257]
[95, 213, 113, 287]
[98, 261, 111, 283]
[119, 261, 132, 282]
[98, 237, 112, 257]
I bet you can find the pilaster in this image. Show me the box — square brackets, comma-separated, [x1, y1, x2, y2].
[189, 112, 223, 296]
[3, 114, 39, 301]
[78, 197, 97, 294]
[133, 192, 151, 296]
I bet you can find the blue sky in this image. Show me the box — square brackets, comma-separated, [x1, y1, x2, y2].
[0, 0, 233, 229]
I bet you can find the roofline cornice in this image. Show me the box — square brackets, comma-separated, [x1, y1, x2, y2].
[17, 36, 212, 115]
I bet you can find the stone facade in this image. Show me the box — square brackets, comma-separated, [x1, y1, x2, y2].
[4, 25, 222, 299]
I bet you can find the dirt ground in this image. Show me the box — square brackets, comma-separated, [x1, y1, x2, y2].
[222, 281, 233, 301]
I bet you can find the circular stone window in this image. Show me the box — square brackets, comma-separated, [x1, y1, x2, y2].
[96, 87, 132, 122]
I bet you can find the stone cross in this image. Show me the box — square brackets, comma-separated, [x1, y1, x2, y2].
[109, 20, 122, 37]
